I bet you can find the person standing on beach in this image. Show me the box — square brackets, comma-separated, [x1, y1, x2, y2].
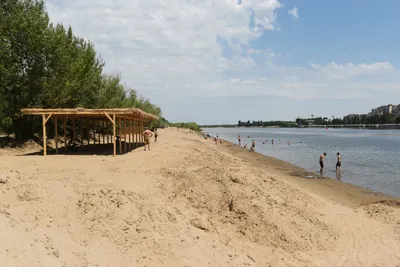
[251, 140, 256, 152]
[238, 135, 241, 146]
[272, 139, 274, 145]
[142, 127, 153, 151]
[154, 129, 158, 143]
[336, 152, 341, 172]
[319, 153, 327, 172]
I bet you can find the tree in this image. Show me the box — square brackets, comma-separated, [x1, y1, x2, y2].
[0, 0, 51, 137]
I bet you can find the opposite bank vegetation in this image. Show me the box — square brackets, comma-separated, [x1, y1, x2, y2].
[0, 0, 165, 139]
[201, 114, 400, 128]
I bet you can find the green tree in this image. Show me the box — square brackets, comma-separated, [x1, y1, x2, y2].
[0, 0, 50, 137]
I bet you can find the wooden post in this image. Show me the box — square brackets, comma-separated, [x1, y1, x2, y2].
[103, 121, 105, 144]
[118, 117, 122, 154]
[64, 118, 67, 153]
[93, 121, 96, 145]
[87, 120, 90, 145]
[54, 117, 58, 154]
[80, 120, 84, 145]
[133, 121, 136, 147]
[135, 121, 138, 147]
[96, 121, 98, 144]
[113, 114, 116, 157]
[138, 120, 141, 145]
[129, 120, 132, 150]
[42, 114, 47, 156]
[72, 119, 76, 144]
[132, 120, 135, 148]
[124, 119, 127, 153]
[140, 119, 144, 145]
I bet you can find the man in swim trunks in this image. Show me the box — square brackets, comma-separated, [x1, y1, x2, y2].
[142, 127, 153, 151]
[251, 140, 255, 152]
[238, 135, 241, 146]
[336, 152, 341, 172]
[319, 153, 326, 172]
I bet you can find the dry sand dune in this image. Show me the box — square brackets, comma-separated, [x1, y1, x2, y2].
[0, 128, 399, 267]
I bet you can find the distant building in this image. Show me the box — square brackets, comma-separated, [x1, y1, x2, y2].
[392, 105, 400, 118]
[369, 104, 400, 117]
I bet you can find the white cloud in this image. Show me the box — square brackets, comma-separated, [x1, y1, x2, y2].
[288, 7, 299, 20]
[46, 0, 283, 99]
[43, 0, 400, 122]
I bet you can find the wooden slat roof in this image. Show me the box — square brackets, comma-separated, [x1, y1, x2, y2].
[21, 108, 158, 121]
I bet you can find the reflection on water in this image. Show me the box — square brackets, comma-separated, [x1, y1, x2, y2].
[336, 171, 341, 181]
[204, 128, 400, 197]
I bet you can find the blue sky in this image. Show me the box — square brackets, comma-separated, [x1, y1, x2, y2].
[266, 0, 400, 67]
[45, 0, 400, 124]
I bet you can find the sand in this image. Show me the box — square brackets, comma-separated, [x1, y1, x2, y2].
[0, 127, 399, 267]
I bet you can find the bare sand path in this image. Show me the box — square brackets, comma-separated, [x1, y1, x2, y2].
[0, 128, 399, 267]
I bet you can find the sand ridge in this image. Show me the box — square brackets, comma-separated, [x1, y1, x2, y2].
[0, 128, 399, 266]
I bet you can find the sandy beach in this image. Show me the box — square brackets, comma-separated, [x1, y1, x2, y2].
[0, 127, 399, 267]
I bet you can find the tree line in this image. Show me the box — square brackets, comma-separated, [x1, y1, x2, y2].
[0, 0, 163, 139]
[204, 113, 400, 129]
[296, 114, 400, 126]
[238, 120, 297, 127]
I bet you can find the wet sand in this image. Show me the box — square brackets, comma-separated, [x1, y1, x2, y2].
[0, 127, 399, 266]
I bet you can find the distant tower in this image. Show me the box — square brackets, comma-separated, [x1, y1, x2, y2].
[388, 104, 393, 114]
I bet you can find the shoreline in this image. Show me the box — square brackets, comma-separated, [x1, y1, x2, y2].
[215, 137, 399, 208]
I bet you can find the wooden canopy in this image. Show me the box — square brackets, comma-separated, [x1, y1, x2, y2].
[21, 108, 159, 157]
[21, 108, 158, 121]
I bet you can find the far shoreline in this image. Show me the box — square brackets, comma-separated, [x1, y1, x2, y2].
[202, 125, 400, 130]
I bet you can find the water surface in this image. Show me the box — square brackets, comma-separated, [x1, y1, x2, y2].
[203, 127, 400, 197]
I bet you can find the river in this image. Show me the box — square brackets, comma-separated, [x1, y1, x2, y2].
[202, 127, 400, 197]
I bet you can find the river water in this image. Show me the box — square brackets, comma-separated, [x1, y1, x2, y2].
[202, 127, 400, 197]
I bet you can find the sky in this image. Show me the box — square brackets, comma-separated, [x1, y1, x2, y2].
[45, 0, 400, 124]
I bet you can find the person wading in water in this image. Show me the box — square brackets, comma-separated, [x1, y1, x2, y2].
[319, 153, 327, 173]
[336, 152, 341, 172]
[251, 140, 256, 152]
